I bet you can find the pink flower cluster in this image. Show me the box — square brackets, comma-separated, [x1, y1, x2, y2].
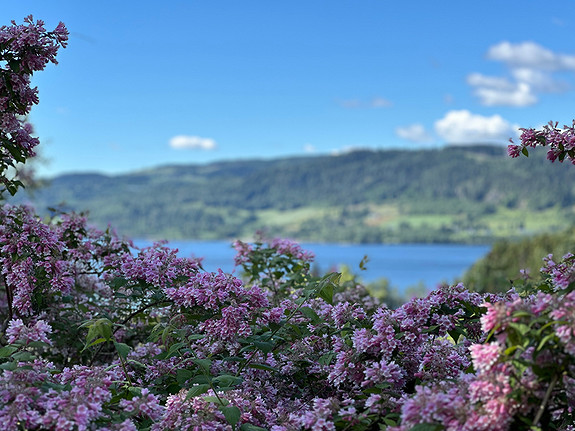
[0, 16, 68, 194]
[0, 205, 74, 315]
[0, 360, 122, 431]
[508, 121, 575, 164]
[5, 318, 52, 345]
[269, 238, 315, 263]
[541, 252, 575, 290]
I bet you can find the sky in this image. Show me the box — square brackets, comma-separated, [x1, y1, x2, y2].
[2, 1, 575, 177]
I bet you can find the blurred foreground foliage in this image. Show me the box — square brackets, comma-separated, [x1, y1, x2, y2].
[464, 225, 575, 293]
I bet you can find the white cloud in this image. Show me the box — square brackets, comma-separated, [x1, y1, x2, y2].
[303, 143, 316, 153]
[169, 135, 217, 150]
[434, 110, 519, 144]
[370, 97, 393, 108]
[395, 124, 433, 143]
[467, 73, 516, 91]
[487, 41, 575, 71]
[469, 78, 536, 107]
[510, 67, 566, 92]
[338, 97, 392, 109]
[330, 145, 369, 156]
[468, 41, 575, 106]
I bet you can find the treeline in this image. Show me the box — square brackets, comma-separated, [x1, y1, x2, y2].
[463, 226, 575, 293]
[14, 145, 575, 242]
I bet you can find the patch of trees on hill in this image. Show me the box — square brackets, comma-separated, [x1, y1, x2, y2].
[15, 145, 575, 242]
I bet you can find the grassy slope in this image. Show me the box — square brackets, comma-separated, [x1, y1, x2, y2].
[14, 145, 575, 243]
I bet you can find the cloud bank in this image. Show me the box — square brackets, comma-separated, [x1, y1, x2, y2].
[395, 124, 433, 143]
[434, 110, 519, 144]
[169, 135, 217, 150]
[468, 41, 575, 106]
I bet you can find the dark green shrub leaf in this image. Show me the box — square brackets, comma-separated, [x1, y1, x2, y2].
[221, 405, 241, 426]
[184, 384, 210, 400]
[0, 346, 18, 358]
[240, 424, 268, 431]
[113, 341, 131, 360]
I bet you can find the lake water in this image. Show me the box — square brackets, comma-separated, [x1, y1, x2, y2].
[134, 240, 491, 294]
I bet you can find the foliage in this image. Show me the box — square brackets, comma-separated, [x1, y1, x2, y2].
[464, 226, 575, 293]
[1, 15, 575, 431]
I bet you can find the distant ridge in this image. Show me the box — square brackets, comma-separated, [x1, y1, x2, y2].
[13, 145, 575, 244]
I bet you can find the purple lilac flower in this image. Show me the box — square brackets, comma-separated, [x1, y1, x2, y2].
[6, 318, 52, 345]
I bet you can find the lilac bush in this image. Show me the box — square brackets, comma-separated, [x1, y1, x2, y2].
[0, 16, 68, 196]
[1, 15, 575, 431]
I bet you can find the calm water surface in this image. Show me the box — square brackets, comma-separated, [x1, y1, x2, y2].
[135, 240, 491, 294]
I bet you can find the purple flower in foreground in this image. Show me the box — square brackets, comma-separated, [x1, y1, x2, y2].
[6, 318, 52, 345]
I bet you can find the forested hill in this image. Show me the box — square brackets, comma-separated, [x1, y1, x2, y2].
[15, 145, 575, 243]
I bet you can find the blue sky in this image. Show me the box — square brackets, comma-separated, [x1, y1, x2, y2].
[3, 1, 575, 177]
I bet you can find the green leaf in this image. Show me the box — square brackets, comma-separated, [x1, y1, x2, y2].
[409, 424, 445, 431]
[508, 322, 530, 337]
[113, 341, 131, 360]
[166, 341, 186, 358]
[223, 356, 246, 363]
[318, 352, 335, 365]
[362, 386, 383, 394]
[359, 254, 370, 271]
[110, 277, 129, 290]
[383, 417, 397, 426]
[190, 375, 211, 385]
[316, 272, 340, 304]
[194, 358, 212, 371]
[220, 405, 241, 426]
[0, 361, 17, 371]
[504, 345, 520, 356]
[299, 306, 320, 323]
[521, 147, 529, 157]
[253, 340, 274, 354]
[86, 337, 108, 349]
[202, 396, 228, 406]
[0, 346, 18, 358]
[240, 424, 268, 431]
[184, 384, 210, 400]
[214, 374, 243, 387]
[176, 369, 195, 385]
[11, 351, 34, 362]
[536, 333, 557, 352]
[247, 363, 279, 372]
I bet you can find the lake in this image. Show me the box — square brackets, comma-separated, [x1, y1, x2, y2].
[134, 240, 491, 294]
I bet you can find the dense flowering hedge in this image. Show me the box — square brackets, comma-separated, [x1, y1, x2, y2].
[1, 16, 575, 431]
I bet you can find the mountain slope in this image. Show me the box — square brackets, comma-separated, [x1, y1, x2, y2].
[14, 145, 575, 243]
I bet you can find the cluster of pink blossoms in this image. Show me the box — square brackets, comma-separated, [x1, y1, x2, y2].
[0, 16, 68, 194]
[508, 121, 575, 164]
[0, 205, 74, 316]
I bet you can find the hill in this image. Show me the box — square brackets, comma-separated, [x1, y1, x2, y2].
[13, 145, 575, 243]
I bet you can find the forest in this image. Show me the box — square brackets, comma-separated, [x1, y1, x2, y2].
[16, 144, 575, 243]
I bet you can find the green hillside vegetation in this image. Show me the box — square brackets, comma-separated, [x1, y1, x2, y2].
[15, 144, 575, 243]
[463, 226, 575, 293]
